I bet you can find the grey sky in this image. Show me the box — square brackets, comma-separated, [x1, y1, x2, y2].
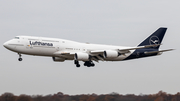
[0, 0, 179, 95]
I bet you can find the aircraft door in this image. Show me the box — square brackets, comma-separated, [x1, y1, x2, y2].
[56, 43, 60, 51]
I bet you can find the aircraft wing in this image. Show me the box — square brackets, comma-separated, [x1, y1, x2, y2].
[53, 44, 163, 62]
[53, 44, 161, 56]
[90, 44, 161, 54]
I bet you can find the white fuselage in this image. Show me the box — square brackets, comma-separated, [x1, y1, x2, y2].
[3, 36, 133, 61]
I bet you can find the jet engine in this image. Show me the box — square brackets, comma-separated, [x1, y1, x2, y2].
[75, 52, 90, 61]
[52, 57, 65, 62]
[103, 50, 120, 58]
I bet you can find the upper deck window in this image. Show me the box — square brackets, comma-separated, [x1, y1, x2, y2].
[14, 37, 20, 39]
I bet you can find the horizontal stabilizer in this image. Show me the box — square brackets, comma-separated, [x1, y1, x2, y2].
[144, 49, 174, 54]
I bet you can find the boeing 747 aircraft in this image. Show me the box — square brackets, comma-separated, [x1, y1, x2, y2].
[3, 28, 173, 67]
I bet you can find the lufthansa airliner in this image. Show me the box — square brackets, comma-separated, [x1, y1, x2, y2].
[3, 28, 173, 67]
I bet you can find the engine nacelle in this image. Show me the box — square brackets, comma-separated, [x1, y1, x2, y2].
[52, 57, 65, 62]
[75, 52, 89, 61]
[103, 50, 119, 58]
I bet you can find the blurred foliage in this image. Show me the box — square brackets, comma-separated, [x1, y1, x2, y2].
[0, 91, 180, 101]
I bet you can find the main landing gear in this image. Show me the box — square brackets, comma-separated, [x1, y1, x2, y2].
[74, 60, 95, 67]
[84, 61, 95, 67]
[74, 60, 80, 67]
[18, 53, 22, 61]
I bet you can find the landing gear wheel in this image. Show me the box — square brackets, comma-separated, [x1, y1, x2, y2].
[84, 61, 95, 67]
[91, 63, 95, 67]
[18, 58, 22, 61]
[18, 53, 22, 61]
[76, 64, 80, 67]
[74, 60, 80, 67]
[84, 62, 87, 66]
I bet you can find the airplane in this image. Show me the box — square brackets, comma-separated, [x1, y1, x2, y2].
[3, 27, 173, 67]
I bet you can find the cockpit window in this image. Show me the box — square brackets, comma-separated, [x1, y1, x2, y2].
[14, 37, 19, 39]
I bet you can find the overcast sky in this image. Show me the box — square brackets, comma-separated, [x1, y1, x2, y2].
[0, 0, 179, 95]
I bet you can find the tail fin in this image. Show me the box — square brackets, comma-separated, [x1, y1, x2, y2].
[138, 27, 167, 49]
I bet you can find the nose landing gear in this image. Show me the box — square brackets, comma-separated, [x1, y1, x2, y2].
[18, 53, 22, 61]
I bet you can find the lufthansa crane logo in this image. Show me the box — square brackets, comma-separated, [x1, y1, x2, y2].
[149, 36, 159, 47]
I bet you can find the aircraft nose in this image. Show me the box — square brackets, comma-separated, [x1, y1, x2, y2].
[3, 39, 18, 51]
[3, 41, 9, 48]
[3, 40, 13, 49]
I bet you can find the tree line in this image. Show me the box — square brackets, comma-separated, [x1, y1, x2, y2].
[0, 91, 180, 101]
